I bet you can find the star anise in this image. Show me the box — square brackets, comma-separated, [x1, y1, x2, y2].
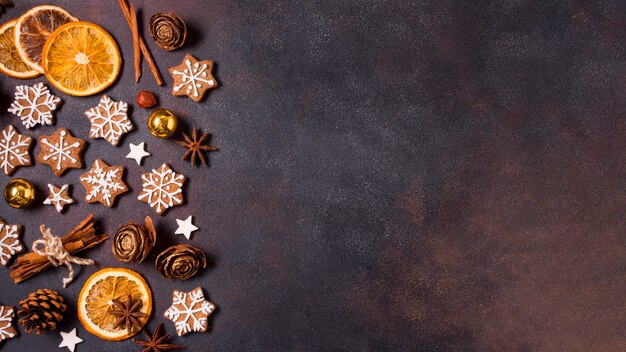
[132, 323, 182, 352]
[110, 294, 147, 334]
[176, 127, 218, 166]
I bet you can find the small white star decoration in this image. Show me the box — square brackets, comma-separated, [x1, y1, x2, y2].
[59, 328, 83, 352]
[176, 215, 198, 240]
[126, 142, 150, 165]
[43, 184, 75, 213]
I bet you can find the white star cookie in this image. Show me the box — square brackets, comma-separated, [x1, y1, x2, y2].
[175, 216, 198, 240]
[126, 142, 150, 165]
[59, 328, 83, 352]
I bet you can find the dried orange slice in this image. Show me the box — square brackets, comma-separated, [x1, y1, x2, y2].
[42, 21, 121, 96]
[78, 268, 152, 341]
[0, 20, 40, 79]
[15, 5, 77, 73]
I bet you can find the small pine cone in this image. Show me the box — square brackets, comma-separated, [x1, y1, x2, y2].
[112, 217, 157, 263]
[18, 289, 66, 334]
[149, 12, 186, 51]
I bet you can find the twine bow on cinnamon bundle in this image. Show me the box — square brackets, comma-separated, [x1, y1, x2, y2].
[10, 215, 109, 288]
[32, 225, 94, 288]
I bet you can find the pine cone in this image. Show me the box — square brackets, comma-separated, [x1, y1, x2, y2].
[17, 289, 66, 334]
[155, 244, 206, 280]
[149, 12, 187, 51]
[112, 217, 156, 263]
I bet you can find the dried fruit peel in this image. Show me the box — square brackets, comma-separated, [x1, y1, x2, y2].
[78, 268, 152, 341]
[42, 21, 121, 96]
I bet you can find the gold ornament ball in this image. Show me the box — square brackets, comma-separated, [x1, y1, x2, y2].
[148, 108, 177, 138]
[4, 178, 36, 209]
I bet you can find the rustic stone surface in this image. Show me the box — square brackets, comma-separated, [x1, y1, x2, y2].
[1, 0, 624, 351]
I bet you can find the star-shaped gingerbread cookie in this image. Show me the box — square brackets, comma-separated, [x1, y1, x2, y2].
[138, 163, 186, 215]
[163, 287, 215, 336]
[0, 305, 17, 343]
[37, 128, 86, 176]
[0, 219, 23, 266]
[85, 95, 134, 146]
[8, 82, 62, 129]
[169, 53, 218, 102]
[80, 159, 129, 208]
[43, 184, 75, 213]
[0, 125, 32, 176]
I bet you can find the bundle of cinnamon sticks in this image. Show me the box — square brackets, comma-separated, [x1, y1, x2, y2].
[10, 214, 109, 284]
[118, 0, 164, 85]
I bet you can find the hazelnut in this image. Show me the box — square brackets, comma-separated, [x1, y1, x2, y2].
[136, 90, 157, 108]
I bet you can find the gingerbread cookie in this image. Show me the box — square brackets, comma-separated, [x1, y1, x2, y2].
[0, 220, 24, 266]
[43, 184, 75, 213]
[8, 82, 62, 129]
[169, 53, 218, 102]
[80, 159, 128, 208]
[0, 125, 32, 176]
[0, 305, 17, 342]
[85, 95, 134, 146]
[138, 163, 186, 215]
[163, 287, 215, 336]
[37, 128, 86, 176]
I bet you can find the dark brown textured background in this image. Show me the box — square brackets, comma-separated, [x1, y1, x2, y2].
[1, 0, 625, 351]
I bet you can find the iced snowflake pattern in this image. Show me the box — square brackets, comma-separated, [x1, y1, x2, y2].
[80, 159, 128, 207]
[85, 95, 133, 146]
[0, 306, 16, 341]
[169, 54, 217, 102]
[0, 221, 23, 266]
[164, 287, 215, 336]
[138, 163, 186, 215]
[0, 125, 32, 176]
[8, 82, 61, 129]
[37, 128, 85, 176]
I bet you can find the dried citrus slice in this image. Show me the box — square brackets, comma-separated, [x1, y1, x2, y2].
[15, 5, 77, 73]
[78, 268, 152, 341]
[42, 21, 121, 96]
[0, 20, 40, 79]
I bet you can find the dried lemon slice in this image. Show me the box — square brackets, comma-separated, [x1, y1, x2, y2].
[78, 268, 152, 341]
[42, 21, 121, 96]
[15, 5, 77, 73]
[0, 19, 40, 79]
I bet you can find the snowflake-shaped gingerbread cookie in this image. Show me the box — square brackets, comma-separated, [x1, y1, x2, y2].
[43, 184, 75, 213]
[138, 163, 186, 215]
[8, 82, 62, 129]
[37, 128, 86, 176]
[85, 95, 134, 146]
[80, 159, 128, 207]
[0, 125, 32, 176]
[164, 287, 215, 336]
[169, 53, 218, 102]
[0, 220, 23, 266]
[0, 305, 16, 343]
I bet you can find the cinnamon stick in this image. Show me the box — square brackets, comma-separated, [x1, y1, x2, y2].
[117, 0, 164, 86]
[9, 215, 109, 284]
[130, 4, 141, 83]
